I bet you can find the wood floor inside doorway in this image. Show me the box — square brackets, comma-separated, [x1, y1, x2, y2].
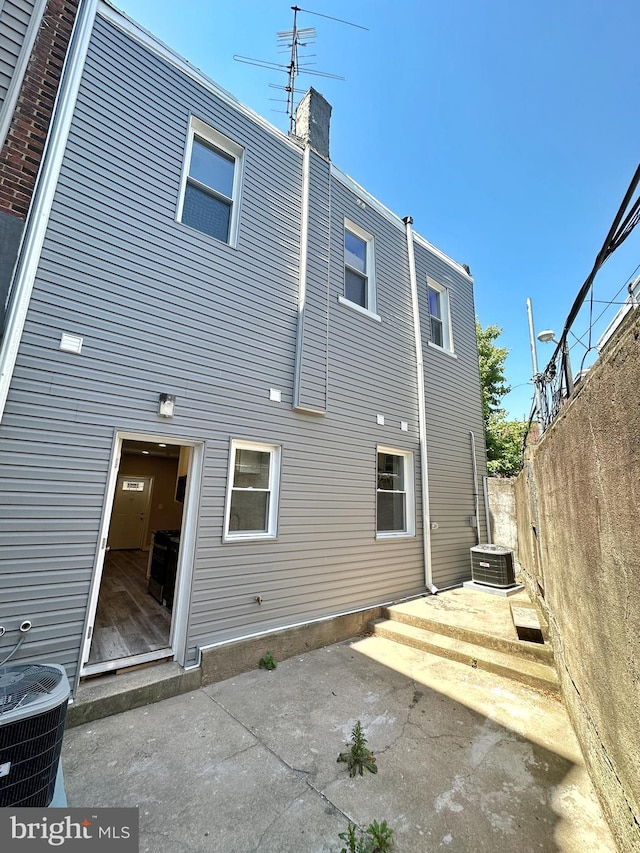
[88, 549, 172, 665]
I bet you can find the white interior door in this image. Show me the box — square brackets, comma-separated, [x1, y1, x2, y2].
[107, 476, 152, 550]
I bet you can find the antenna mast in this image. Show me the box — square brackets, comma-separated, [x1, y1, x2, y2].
[280, 6, 312, 134]
[233, 5, 367, 134]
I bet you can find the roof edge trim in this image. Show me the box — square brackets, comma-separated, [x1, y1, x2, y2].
[99, 1, 302, 153]
[331, 164, 472, 279]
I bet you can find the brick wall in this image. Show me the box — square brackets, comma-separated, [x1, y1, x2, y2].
[0, 0, 79, 220]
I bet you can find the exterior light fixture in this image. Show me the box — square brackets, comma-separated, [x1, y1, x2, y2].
[158, 393, 176, 418]
[537, 329, 574, 395]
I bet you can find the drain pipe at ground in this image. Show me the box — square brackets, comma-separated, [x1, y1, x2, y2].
[403, 216, 434, 592]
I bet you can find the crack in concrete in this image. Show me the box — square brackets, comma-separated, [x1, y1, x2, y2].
[253, 791, 305, 851]
[201, 690, 356, 827]
[375, 679, 470, 757]
[210, 740, 259, 766]
[374, 694, 412, 757]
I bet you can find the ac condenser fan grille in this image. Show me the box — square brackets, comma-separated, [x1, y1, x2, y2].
[0, 663, 69, 808]
[0, 664, 64, 715]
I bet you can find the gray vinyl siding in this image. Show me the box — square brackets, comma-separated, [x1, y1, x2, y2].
[414, 241, 488, 587]
[0, 0, 37, 114]
[189, 176, 427, 653]
[0, 13, 430, 684]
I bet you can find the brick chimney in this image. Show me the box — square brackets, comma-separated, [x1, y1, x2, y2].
[293, 88, 332, 159]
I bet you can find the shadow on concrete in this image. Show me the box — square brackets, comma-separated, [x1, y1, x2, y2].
[62, 639, 615, 852]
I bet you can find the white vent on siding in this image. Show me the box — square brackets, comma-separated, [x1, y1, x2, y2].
[59, 333, 83, 354]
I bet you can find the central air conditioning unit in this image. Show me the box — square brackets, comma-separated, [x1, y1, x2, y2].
[0, 663, 70, 808]
[470, 544, 516, 588]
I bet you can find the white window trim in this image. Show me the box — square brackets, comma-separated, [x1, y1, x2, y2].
[223, 439, 281, 542]
[337, 295, 381, 323]
[342, 218, 377, 317]
[376, 445, 415, 539]
[177, 115, 245, 248]
[427, 340, 458, 359]
[427, 277, 454, 354]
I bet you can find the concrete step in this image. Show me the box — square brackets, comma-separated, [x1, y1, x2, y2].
[383, 602, 554, 665]
[369, 618, 560, 694]
[66, 661, 202, 728]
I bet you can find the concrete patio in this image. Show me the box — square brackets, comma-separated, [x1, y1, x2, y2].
[62, 622, 616, 852]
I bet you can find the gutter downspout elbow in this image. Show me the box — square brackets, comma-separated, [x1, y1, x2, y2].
[404, 216, 433, 590]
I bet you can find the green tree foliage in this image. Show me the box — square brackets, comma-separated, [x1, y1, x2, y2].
[476, 320, 527, 477]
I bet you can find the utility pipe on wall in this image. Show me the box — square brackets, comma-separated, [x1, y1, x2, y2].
[403, 217, 433, 590]
[469, 431, 481, 545]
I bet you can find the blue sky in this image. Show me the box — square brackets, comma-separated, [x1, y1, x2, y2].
[113, 0, 639, 418]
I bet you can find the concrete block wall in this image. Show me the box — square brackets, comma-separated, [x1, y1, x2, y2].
[514, 307, 640, 853]
[486, 477, 518, 552]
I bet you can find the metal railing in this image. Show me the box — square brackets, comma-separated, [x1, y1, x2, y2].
[529, 163, 640, 435]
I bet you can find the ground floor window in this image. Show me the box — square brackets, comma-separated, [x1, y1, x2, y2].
[376, 447, 415, 537]
[224, 439, 281, 541]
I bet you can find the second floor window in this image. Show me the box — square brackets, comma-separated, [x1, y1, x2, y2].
[344, 229, 368, 306]
[427, 279, 453, 352]
[178, 117, 243, 246]
[342, 220, 376, 315]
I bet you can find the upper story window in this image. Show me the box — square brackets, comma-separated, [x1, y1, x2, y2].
[376, 447, 415, 538]
[224, 439, 281, 542]
[427, 278, 453, 352]
[178, 117, 244, 247]
[339, 219, 378, 319]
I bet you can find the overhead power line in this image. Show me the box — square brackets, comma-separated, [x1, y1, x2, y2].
[541, 162, 640, 380]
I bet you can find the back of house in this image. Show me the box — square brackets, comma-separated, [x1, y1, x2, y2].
[0, 0, 488, 695]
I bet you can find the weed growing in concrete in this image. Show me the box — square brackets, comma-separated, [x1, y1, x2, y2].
[337, 720, 377, 777]
[339, 819, 395, 853]
[258, 651, 277, 670]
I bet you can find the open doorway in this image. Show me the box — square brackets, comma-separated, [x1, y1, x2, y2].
[82, 437, 194, 676]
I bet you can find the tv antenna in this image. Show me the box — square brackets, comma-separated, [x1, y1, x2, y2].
[234, 5, 368, 135]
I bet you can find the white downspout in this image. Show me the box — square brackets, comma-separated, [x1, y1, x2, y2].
[404, 217, 433, 590]
[293, 145, 310, 411]
[0, 0, 99, 422]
